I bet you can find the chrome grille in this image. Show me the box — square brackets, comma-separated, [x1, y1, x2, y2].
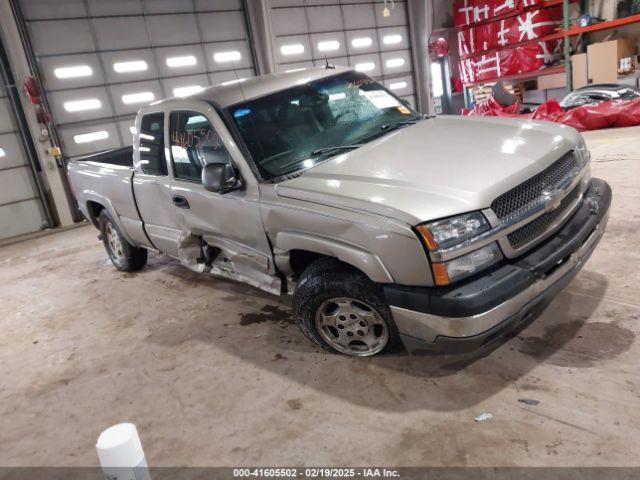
[507, 186, 581, 249]
[491, 152, 578, 220]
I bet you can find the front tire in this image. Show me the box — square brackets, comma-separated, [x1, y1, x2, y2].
[292, 258, 400, 356]
[98, 209, 147, 272]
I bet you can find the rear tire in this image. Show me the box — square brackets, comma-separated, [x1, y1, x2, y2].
[98, 209, 147, 272]
[292, 258, 400, 356]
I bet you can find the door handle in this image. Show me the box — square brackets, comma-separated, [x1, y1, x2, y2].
[172, 195, 190, 209]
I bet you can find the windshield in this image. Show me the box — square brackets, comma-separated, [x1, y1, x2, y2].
[226, 71, 421, 180]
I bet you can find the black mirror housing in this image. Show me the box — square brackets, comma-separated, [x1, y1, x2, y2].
[202, 162, 240, 194]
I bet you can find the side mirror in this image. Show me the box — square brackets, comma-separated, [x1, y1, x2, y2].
[202, 162, 240, 194]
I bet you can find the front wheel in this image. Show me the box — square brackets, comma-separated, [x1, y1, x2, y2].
[98, 209, 147, 272]
[292, 258, 400, 356]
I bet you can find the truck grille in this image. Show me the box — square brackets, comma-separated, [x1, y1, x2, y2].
[491, 152, 578, 220]
[507, 185, 581, 249]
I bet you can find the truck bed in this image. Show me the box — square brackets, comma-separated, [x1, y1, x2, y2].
[68, 146, 151, 248]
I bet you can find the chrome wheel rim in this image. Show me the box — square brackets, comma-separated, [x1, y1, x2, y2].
[105, 222, 124, 263]
[315, 297, 389, 356]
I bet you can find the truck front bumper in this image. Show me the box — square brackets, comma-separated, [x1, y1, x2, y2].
[384, 178, 612, 355]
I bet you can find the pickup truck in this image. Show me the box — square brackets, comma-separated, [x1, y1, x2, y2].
[68, 66, 611, 357]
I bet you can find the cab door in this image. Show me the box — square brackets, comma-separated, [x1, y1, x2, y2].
[132, 111, 182, 257]
[166, 108, 278, 294]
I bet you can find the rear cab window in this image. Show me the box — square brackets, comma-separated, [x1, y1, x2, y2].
[138, 113, 167, 176]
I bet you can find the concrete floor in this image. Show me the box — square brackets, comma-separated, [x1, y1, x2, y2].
[1, 127, 639, 467]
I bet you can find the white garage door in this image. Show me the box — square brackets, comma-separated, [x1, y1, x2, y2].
[270, 0, 416, 107]
[18, 0, 257, 160]
[0, 54, 47, 240]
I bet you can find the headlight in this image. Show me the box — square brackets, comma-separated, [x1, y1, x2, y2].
[431, 243, 502, 286]
[574, 136, 591, 167]
[416, 212, 489, 250]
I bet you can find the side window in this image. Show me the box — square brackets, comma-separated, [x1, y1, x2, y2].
[139, 113, 167, 176]
[169, 111, 232, 182]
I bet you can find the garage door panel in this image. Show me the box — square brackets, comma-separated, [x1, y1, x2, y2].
[0, 98, 18, 134]
[146, 14, 201, 47]
[275, 35, 312, 65]
[20, 0, 87, 20]
[47, 87, 114, 125]
[0, 133, 28, 170]
[270, 0, 306, 8]
[142, 0, 194, 14]
[27, 20, 95, 56]
[345, 29, 380, 55]
[376, 1, 408, 27]
[155, 46, 207, 77]
[39, 53, 105, 91]
[194, 0, 243, 9]
[306, 6, 343, 32]
[378, 26, 410, 51]
[162, 74, 210, 97]
[349, 53, 383, 77]
[203, 41, 253, 71]
[100, 49, 159, 84]
[271, 8, 307, 36]
[342, 4, 376, 29]
[109, 80, 163, 116]
[381, 49, 412, 76]
[59, 122, 121, 157]
[0, 198, 46, 239]
[208, 68, 254, 86]
[0, 166, 40, 205]
[385, 75, 415, 97]
[87, 0, 143, 16]
[93, 17, 150, 51]
[197, 11, 248, 43]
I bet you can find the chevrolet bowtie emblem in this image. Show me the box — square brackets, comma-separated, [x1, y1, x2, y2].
[541, 188, 563, 213]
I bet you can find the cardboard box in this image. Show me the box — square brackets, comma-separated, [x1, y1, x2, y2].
[572, 53, 588, 89]
[587, 38, 637, 84]
[538, 72, 566, 90]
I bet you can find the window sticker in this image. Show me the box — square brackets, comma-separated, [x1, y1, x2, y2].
[361, 89, 401, 109]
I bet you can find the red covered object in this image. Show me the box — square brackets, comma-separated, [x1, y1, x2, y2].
[454, 0, 542, 28]
[460, 6, 562, 56]
[460, 39, 561, 84]
[463, 95, 640, 131]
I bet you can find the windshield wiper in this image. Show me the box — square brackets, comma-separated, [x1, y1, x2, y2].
[279, 144, 363, 171]
[379, 119, 421, 130]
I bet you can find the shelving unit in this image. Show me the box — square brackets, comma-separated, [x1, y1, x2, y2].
[461, 0, 640, 107]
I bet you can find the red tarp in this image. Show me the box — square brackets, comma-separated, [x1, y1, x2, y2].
[454, 0, 542, 28]
[458, 6, 562, 56]
[459, 39, 562, 84]
[463, 95, 640, 131]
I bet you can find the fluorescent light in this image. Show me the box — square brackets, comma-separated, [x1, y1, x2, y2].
[63, 98, 101, 112]
[383, 34, 402, 45]
[317, 40, 339, 52]
[0, 147, 5, 157]
[389, 81, 407, 90]
[113, 60, 148, 73]
[355, 61, 375, 72]
[173, 85, 204, 97]
[166, 55, 197, 68]
[280, 44, 304, 56]
[329, 92, 346, 101]
[214, 51, 241, 63]
[385, 58, 405, 68]
[121, 91, 154, 104]
[221, 78, 246, 86]
[54, 65, 92, 79]
[73, 130, 109, 144]
[351, 37, 372, 48]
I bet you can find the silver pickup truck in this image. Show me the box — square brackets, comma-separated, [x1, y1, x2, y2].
[68, 66, 611, 357]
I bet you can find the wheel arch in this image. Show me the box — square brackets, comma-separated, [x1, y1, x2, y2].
[273, 231, 394, 283]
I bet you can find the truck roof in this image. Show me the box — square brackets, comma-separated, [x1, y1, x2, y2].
[147, 65, 353, 110]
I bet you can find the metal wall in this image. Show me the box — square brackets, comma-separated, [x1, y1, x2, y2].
[269, 0, 417, 107]
[0, 55, 47, 239]
[18, 0, 257, 160]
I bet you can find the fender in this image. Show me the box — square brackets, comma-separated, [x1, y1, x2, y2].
[273, 231, 394, 283]
[81, 191, 139, 247]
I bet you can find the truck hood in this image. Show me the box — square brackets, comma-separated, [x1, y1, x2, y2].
[275, 115, 580, 224]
